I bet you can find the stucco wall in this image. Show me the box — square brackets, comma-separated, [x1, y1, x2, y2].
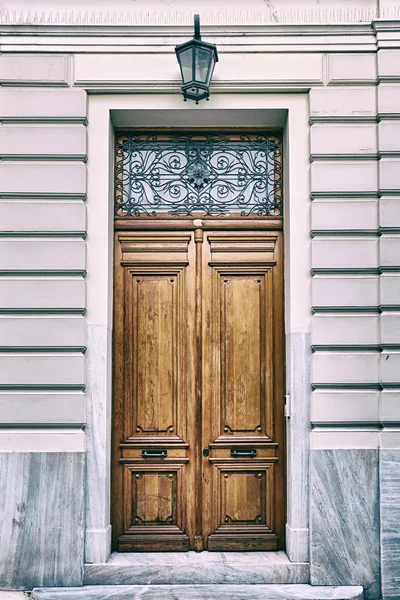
[0, 6, 400, 597]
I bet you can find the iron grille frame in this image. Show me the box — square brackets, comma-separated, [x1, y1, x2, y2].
[115, 130, 283, 219]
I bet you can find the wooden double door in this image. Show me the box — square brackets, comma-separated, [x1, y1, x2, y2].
[112, 219, 285, 551]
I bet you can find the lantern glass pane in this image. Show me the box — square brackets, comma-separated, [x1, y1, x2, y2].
[208, 55, 216, 83]
[195, 47, 212, 83]
[179, 47, 194, 84]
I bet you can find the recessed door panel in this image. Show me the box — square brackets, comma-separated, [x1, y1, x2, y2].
[221, 274, 269, 436]
[134, 275, 177, 436]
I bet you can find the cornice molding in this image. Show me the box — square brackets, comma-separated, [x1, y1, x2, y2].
[0, 8, 399, 27]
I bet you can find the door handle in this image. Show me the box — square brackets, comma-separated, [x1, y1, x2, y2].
[230, 448, 257, 458]
[142, 450, 167, 459]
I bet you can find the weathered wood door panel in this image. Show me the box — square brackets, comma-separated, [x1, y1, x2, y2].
[112, 223, 284, 551]
[112, 232, 196, 551]
[202, 230, 284, 550]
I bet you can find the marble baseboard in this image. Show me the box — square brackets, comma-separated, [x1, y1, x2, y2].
[0, 452, 85, 589]
[84, 551, 309, 585]
[380, 449, 400, 600]
[286, 525, 310, 563]
[310, 449, 380, 600]
[32, 584, 364, 600]
[85, 526, 112, 565]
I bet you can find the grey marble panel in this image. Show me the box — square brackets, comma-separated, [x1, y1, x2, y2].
[0, 452, 85, 589]
[286, 332, 311, 562]
[380, 449, 400, 600]
[84, 551, 309, 585]
[310, 449, 380, 600]
[32, 584, 364, 600]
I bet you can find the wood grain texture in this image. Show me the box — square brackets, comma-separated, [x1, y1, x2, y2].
[112, 232, 193, 551]
[112, 223, 285, 551]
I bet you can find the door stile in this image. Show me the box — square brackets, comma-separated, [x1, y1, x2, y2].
[111, 234, 125, 550]
[194, 224, 204, 552]
[271, 231, 286, 549]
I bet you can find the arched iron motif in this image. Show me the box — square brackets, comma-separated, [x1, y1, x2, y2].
[115, 132, 282, 218]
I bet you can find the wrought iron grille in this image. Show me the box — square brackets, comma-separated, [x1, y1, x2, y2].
[115, 131, 282, 218]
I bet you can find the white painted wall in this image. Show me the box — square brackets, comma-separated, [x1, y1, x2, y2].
[1, 3, 400, 568]
[0, 6, 399, 445]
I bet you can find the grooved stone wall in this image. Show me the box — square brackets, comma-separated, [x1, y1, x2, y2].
[0, 86, 87, 587]
[0, 7, 400, 596]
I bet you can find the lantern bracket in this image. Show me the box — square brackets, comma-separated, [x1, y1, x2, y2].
[194, 14, 201, 40]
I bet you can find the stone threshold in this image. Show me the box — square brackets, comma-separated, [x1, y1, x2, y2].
[84, 551, 309, 585]
[32, 584, 364, 600]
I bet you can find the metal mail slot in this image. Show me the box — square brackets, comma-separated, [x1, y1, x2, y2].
[230, 448, 257, 458]
[142, 450, 168, 459]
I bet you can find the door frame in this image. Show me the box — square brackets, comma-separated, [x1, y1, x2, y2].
[84, 93, 311, 564]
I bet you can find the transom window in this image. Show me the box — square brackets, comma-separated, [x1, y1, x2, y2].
[115, 131, 282, 218]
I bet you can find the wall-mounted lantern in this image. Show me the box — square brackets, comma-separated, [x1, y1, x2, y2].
[175, 14, 218, 105]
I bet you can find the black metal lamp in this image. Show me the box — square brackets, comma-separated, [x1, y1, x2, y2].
[175, 14, 218, 105]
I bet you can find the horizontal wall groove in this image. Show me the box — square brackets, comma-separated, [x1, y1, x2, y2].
[0, 423, 86, 429]
[0, 155, 88, 162]
[312, 345, 382, 352]
[378, 151, 400, 159]
[0, 309, 86, 315]
[0, 346, 87, 353]
[0, 193, 87, 200]
[311, 421, 383, 428]
[377, 114, 400, 122]
[312, 306, 381, 314]
[380, 227, 400, 235]
[310, 117, 378, 125]
[380, 266, 400, 273]
[379, 190, 400, 198]
[313, 383, 400, 391]
[312, 267, 400, 275]
[310, 154, 378, 162]
[312, 383, 382, 390]
[326, 81, 378, 87]
[378, 76, 400, 84]
[312, 344, 400, 352]
[311, 229, 379, 237]
[380, 305, 400, 312]
[0, 270, 87, 276]
[311, 268, 380, 275]
[0, 231, 87, 239]
[0, 118, 88, 125]
[0, 385, 86, 391]
[0, 82, 70, 88]
[311, 192, 378, 199]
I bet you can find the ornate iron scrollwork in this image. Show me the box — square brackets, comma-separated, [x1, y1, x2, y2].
[115, 132, 282, 217]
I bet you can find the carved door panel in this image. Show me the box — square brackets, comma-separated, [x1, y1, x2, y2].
[201, 229, 285, 551]
[112, 231, 197, 551]
[112, 224, 285, 552]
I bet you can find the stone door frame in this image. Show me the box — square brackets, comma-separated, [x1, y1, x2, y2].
[84, 93, 311, 565]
